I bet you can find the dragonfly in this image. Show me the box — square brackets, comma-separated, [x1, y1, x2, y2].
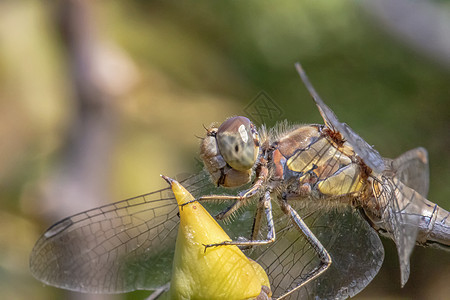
[30, 63, 450, 299]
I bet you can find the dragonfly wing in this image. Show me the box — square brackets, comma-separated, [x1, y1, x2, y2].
[391, 147, 429, 197]
[337, 123, 386, 173]
[295, 63, 385, 174]
[373, 176, 426, 286]
[30, 172, 211, 293]
[249, 201, 384, 299]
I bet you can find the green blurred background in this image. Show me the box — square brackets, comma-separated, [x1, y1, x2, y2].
[1, 0, 449, 299]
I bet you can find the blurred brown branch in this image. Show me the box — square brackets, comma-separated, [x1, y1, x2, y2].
[31, 0, 138, 298]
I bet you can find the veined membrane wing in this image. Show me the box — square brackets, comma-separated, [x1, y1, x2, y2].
[389, 147, 429, 197]
[248, 198, 384, 300]
[364, 148, 431, 286]
[30, 172, 213, 293]
[294, 63, 385, 174]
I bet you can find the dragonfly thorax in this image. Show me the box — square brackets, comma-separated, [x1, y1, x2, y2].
[269, 124, 368, 200]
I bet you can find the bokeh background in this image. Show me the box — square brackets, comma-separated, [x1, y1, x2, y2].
[1, 1, 449, 299]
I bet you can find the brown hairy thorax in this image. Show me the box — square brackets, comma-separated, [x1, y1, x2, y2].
[322, 127, 345, 148]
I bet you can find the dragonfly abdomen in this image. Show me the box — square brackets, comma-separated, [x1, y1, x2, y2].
[417, 199, 450, 251]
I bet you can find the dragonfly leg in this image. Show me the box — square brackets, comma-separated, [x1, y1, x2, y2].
[203, 191, 276, 250]
[232, 191, 271, 251]
[145, 282, 170, 300]
[277, 199, 332, 299]
[180, 162, 269, 219]
[250, 194, 265, 241]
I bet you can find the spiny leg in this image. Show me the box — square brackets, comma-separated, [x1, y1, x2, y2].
[207, 180, 262, 220]
[251, 195, 265, 241]
[204, 191, 276, 250]
[234, 193, 266, 251]
[277, 199, 332, 299]
[145, 283, 170, 300]
[181, 162, 269, 220]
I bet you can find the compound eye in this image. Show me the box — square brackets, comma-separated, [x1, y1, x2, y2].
[216, 116, 259, 171]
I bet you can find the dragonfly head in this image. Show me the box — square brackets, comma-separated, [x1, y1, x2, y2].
[200, 116, 260, 187]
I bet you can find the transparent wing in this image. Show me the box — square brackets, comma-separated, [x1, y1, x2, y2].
[373, 175, 429, 287]
[295, 62, 385, 173]
[30, 172, 212, 293]
[391, 147, 429, 197]
[294, 62, 431, 289]
[248, 201, 384, 299]
[368, 148, 430, 286]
